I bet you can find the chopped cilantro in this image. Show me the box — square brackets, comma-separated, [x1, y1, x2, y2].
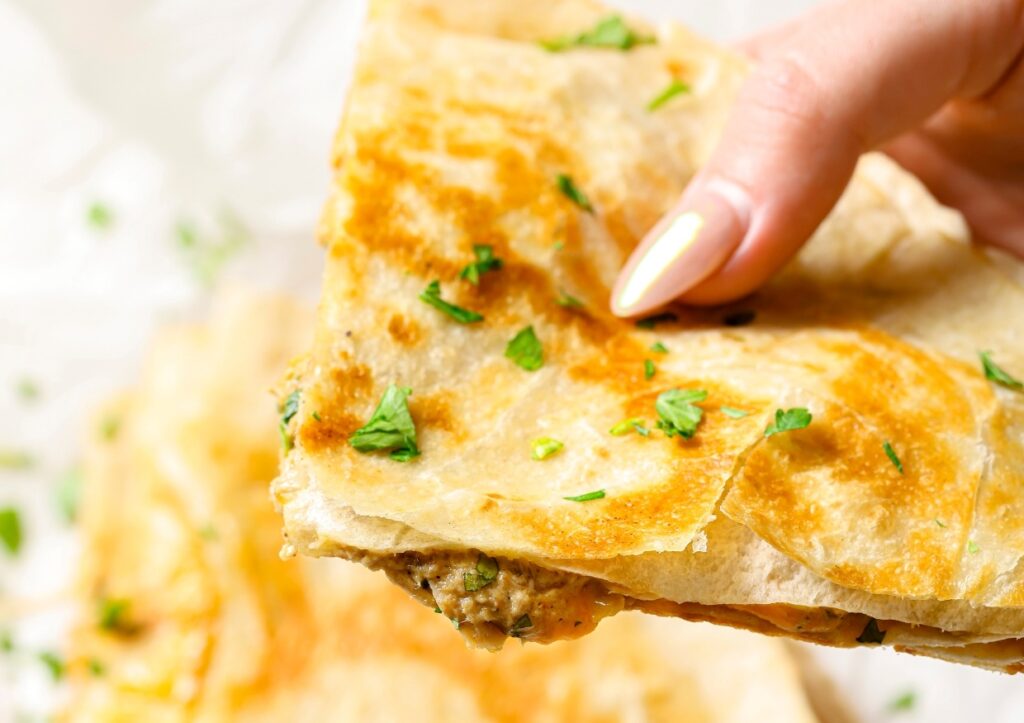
[556, 289, 584, 309]
[563, 489, 606, 502]
[610, 418, 650, 437]
[199, 524, 218, 541]
[0, 629, 12, 653]
[968, 540, 980, 554]
[935, 518, 947, 528]
[459, 245, 503, 285]
[635, 312, 677, 330]
[888, 691, 916, 713]
[15, 378, 39, 402]
[0, 508, 22, 556]
[88, 658, 105, 676]
[647, 79, 690, 111]
[56, 466, 83, 524]
[0, 450, 33, 470]
[655, 389, 707, 439]
[86, 202, 114, 230]
[510, 614, 533, 637]
[505, 326, 544, 371]
[280, 390, 300, 425]
[555, 174, 593, 212]
[980, 351, 1022, 391]
[644, 359, 657, 380]
[720, 407, 749, 419]
[764, 408, 812, 437]
[39, 652, 65, 681]
[99, 415, 120, 442]
[650, 341, 669, 354]
[311, 410, 322, 422]
[98, 598, 132, 633]
[883, 440, 904, 474]
[419, 280, 484, 323]
[531, 437, 564, 460]
[464, 554, 499, 592]
[723, 310, 756, 327]
[856, 618, 885, 644]
[541, 15, 654, 52]
[349, 385, 420, 461]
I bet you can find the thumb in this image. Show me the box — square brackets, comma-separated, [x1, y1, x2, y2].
[611, 0, 1024, 314]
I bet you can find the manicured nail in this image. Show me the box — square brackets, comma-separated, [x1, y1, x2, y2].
[612, 179, 751, 316]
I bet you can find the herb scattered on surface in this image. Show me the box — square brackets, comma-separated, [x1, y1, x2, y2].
[99, 415, 121, 442]
[935, 519, 947, 528]
[505, 326, 544, 371]
[14, 378, 39, 402]
[764, 408, 812, 437]
[563, 489, 606, 502]
[644, 359, 656, 380]
[86, 202, 114, 230]
[510, 614, 533, 637]
[980, 351, 1022, 390]
[968, 540, 980, 555]
[349, 385, 420, 461]
[39, 652, 65, 681]
[98, 598, 132, 633]
[555, 174, 593, 212]
[655, 389, 707, 439]
[883, 440, 904, 474]
[720, 407, 749, 419]
[610, 418, 650, 437]
[531, 437, 564, 460]
[459, 244, 503, 285]
[647, 79, 690, 111]
[0, 450, 33, 470]
[649, 341, 669, 354]
[464, 554, 499, 592]
[541, 15, 654, 52]
[0, 508, 22, 556]
[174, 211, 249, 287]
[887, 691, 916, 713]
[419, 280, 484, 324]
[556, 290, 584, 309]
[88, 658, 105, 677]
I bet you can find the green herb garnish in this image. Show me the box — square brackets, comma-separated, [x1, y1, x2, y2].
[88, 658, 105, 676]
[980, 351, 1022, 390]
[0, 450, 33, 470]
[98, 598, 132, 633]
[56, 466, 83, 524]
[0, 629, 12, 653]
[610, 418, 650, 437]
[968, 540, 980, 554]
[531, 437, 564, 460]
[855, 618, 885, 644]
[510, 614, 533, 637]
[174, 211, 249, 287]
[883, 440, 904, 474]
[505, 326, 544, 371]
[649, 341, 669, 354]
[887, 691, 916, 713]
[86, 202, 114, 230]
[464, 554, 499, 592]
[99, 415, 121, 442]
[555, 174, 593, 212]
[311, 410, 322, 422]
[541, 15, 654, 52]
[563, 489, 606, 502]
[0, 508, 22, 556]
[459, 244, 504, 285]
[556, 289, 584, 309]
[349, 385, 420, 461]
[39, 652, 65, 681]
[935, 518, 947, 528]
[655, 389, 707, 439]
[280, 390, 300, 425]
[720, 407, 749, 419]
[635, 312, 677, 330]
[419, 280, 484, 323]
[647, 79, 690, 111]
[15, 378, 39, 402]
[644, 359, 656, 380]
[764, 408, 812, 437]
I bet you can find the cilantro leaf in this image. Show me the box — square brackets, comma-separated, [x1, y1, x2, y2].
[459, 244, 503, 285]
[655, 389, 707, 439]
[883, 440, 904, 474]
[980, 351, 1022, 391]
[531, 437, 564, 460]
[99, 415, 121, 442]
[764, 408, 812, 437]
[541, 15, 654, 52]
[556, 289, 584, 309]
[510, 614, 533, 637]
[0, 508, 22, 556]
[505, 326, 544, 371]
[720, 406, 749, 419]
[419, 280, 484, 323]
[644, 359, 656, 380]
[464, 554, 499, 591]
[15, 378, 39, 402]
[349, 385, 420, 461]
[0, 450, 33, 470]
[563, 489, 606, 502]
[86, 202, 114, 230]
[56, 466, 83, 524]
[968, 540, 980, 554]
[647, 79, 690, 111]
[610, 418, 650, 437]
[887, 691, 916, 713]
[555, 174, 593, 212]
[98, 598, 133, 633]
[39, 651, 65, 681]
[649, 341, 669, 354]
[280, 390, 300, 425]
[856, 618, 885, 644]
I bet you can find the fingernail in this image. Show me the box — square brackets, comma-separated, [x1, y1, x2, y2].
[612, 179, 751, 316]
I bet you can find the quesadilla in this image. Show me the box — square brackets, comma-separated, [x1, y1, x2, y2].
[65, 292, 827, 723]
[272, 0, 1024, 670]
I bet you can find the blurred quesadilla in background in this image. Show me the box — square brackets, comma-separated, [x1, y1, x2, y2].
[64, 292, 829, 723]
[273, 0, 1024, 669]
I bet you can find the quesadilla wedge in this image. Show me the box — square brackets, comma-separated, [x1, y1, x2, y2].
[273, 0, 1024, 670]
[66, 291, 827, 723]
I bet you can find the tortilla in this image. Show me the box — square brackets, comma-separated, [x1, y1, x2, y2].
[273, 0, 1024, 669]
[65, 292, 825, 723]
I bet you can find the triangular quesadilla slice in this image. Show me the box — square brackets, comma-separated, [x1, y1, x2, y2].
[273, 0, 1024, 670]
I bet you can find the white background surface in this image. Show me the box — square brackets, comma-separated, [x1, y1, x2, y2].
[0, 0, 1019, 720]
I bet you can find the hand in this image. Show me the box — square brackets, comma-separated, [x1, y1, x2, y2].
[611, 0, 1024, 316]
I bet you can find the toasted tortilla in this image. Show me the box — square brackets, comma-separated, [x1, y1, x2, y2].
[65, 292, 825, 723]
[274, 0, 1024, 669]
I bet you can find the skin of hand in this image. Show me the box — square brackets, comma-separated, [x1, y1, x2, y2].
[611, 0, 1024, 316]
